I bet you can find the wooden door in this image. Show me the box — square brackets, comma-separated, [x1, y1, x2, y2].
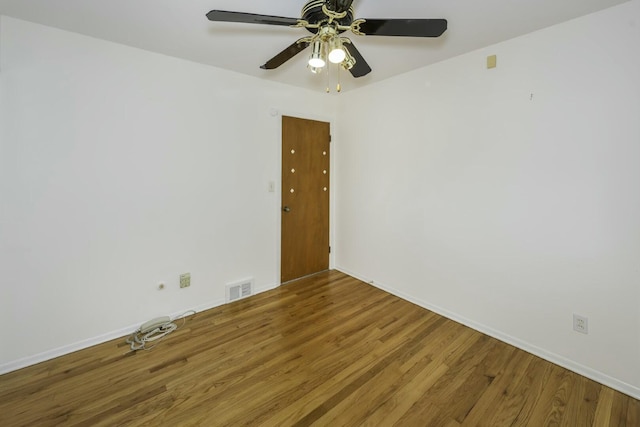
[281, 116, 330, 283]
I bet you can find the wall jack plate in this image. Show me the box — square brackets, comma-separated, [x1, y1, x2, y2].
[180, 273, 191, 288]
[573, 314, 588, 334]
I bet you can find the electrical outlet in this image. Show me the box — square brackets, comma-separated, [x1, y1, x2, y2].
[573, 314, 588, 334]
[180, 273, 191, 288]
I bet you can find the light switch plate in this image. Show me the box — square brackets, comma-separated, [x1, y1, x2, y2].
[487, 55, 497, 69]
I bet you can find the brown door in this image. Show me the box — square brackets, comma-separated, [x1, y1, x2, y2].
[281, 116, 330, 283]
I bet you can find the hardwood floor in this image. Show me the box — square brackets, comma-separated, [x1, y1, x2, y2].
[0, 270, 637, 426]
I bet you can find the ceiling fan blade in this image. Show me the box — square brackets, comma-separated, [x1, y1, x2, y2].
[206, 10, 299, 27]
[260, 39, 311, 70]
[343, 42, 371, 78]
[356, 19, 447, 37]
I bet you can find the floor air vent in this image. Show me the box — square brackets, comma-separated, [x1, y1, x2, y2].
[226, 278, 253, 302]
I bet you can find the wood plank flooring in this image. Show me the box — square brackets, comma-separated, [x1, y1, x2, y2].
[0, 270, 637, 426]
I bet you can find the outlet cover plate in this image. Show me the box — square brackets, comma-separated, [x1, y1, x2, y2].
[180, 273, 191, 288]
[573, 314, 588, 334]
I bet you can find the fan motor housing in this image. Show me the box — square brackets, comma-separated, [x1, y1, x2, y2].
[302, 0, 354, 33]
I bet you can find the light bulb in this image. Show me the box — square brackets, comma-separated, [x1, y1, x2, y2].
[328, 38, 346, 64]
[309, 57, 326, 68]
[329, 48, 345, 64]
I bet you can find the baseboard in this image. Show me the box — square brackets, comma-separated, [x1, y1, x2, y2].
[0, 284, 279, 376]
[335, 267, 640, 400]
[0, 323, 140, 376]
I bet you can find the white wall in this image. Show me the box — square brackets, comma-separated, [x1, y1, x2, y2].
[0, 16, 335, 371]
[335, 0, 640, 398]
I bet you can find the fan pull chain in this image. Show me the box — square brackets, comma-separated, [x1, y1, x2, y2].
[326, 59, 331, 93]
[337, 65, 342, 93]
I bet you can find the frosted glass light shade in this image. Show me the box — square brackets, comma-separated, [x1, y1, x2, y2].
[308, 40, 325, 68]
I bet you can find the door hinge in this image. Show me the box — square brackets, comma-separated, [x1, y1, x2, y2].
[329, 134, 332, 143]
[329, 246, 331, 253]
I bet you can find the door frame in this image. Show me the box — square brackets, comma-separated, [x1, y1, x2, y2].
[273, 109, 336, 286]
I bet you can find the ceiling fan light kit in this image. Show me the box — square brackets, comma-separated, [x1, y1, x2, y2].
[206, 0, 447, 92]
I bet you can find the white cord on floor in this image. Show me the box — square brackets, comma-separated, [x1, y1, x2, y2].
[126, 310, 196, 351]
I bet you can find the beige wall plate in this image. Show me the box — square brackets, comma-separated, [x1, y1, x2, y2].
[487, 54, 497, 69]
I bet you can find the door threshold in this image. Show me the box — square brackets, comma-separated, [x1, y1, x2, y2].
[281, 269, 330, 286]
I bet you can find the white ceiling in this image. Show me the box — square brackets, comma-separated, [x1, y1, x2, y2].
[0, 0, 629, 91]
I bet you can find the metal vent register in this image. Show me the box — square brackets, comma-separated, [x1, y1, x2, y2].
[226, 278, 253, 302]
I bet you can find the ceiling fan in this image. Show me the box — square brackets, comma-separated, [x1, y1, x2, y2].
[206, 0, 447, 86]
